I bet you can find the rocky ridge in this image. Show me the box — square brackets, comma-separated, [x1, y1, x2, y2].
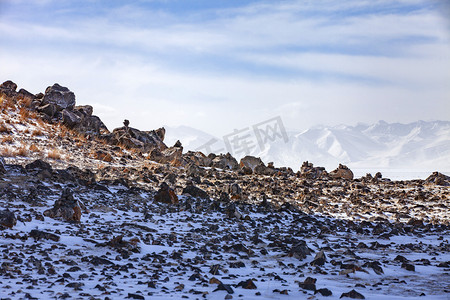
[0, 81, 449, 299]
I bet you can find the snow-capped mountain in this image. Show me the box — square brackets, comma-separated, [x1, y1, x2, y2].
[165, 121, 450, 174]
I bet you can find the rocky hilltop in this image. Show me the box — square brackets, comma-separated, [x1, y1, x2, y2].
[0, 80, 449, 299]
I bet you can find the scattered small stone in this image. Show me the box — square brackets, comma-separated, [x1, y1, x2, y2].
[340, 289, 365, 299]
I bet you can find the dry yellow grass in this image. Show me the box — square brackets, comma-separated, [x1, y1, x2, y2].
[31, 129, 44, 137]
[29, 144, 40, 153]
[18, 96, 34, 108]
[1, 136, 13, 144]
[47, 149, 61, 160]
[0, 147, 14, 157]
[18, 107, 31, 120]
[0, 123, 11, 134]
[15, 146, 29, 157]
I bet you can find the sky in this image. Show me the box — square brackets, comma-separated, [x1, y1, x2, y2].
[0, 0, 449, 136]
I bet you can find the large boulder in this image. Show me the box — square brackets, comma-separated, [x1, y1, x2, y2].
[37, 103, 57, 118]
[239, 155, 274, 175]
[299, 161, 327, 180]
[183, 151, 213, 167]
[154, 182, 179, 204]
[0, 209, 16, 228]
[62, 109, 82, 128]
[425, 172, 450, 186]
[240, 156, 264, 171]
[150, 146, 184, 166]
[330, 164, 353, 180]
[42, 83, 76, 111]
[25, 159, 52, 172]
[43, 189, 83, 222]
[62, 105, 109, 135]
[0, 80, 17, 98]
[109, 126, 167, 153]
[211, 153, 239, 170]
[183, 184, 209, 199]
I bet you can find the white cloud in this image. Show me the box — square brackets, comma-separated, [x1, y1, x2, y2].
[0, 0, 449, 136]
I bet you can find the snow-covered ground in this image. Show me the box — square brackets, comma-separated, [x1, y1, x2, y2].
[1, 171, 449, 299]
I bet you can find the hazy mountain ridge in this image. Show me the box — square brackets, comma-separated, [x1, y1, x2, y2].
[165, 120, 450, 172]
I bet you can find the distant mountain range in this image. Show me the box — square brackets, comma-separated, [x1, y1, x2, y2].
[164, 120, 450, 173]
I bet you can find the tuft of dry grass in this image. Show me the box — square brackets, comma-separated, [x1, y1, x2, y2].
[31, 129, 44, 137]
[47, 149, 61, 160]
[0, 147, 14, 157]
[0, 123, 12, 134]
[29, 144, 40, 153]
[18, 97, 34, 108]
[15, 145, 29, 157]
[18, 107, 31, 120]
[1, 136, 14, 144]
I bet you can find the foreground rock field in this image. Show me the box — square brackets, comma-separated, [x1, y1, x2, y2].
[1, 81, 449, 299]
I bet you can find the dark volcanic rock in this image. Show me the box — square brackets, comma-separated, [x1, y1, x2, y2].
[25, 159, 52, 172]
[213, 283, 234, 294]
[43, 188, 83, 222]
[236, 279, 257, 289]
[288, 240, 311, 260]
[311, 250, 326, 266]
[0, 156, 5, 174]
[316, 288, 333, 296]
[0, 209, 16, 228]
[0, 80, 18, 97]
[299, 277, 317, 291]
[29, 229, 60, 242]
[182, 184, 209, 199]
[107, 125, 167, 153]
[42, 83, 76, 111]
[154, 182, 179, 204]
[340, 289, 365, 299]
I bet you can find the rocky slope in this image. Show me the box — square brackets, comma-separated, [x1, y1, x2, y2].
[0, 80, 449, 299]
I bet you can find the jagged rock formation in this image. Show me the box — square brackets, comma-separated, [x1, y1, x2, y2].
[330, 163, 354, 180]
[426, 172, 450, 186]
[43, 188, 83, 222]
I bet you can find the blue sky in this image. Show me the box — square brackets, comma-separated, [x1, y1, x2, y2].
[0, 0, 449, 135]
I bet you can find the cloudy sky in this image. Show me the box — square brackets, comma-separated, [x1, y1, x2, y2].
[0, 0, 449, 135]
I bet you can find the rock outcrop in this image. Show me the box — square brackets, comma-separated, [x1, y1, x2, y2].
[0, 80, 18, 98]
[106, 126, 167, 153]
[210, 153, 239, 170]
[42, 83, 76, 111]
[154, 182, 179, 204]
[239, 155, 277, 175]
[426, 172, 450, 186]
[299, 161, 327, 179]
[29, 83, 109, 135]
[43, 189, 83, 222]
[330, 164, 354, 180]
[150, 146, 184, 166]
